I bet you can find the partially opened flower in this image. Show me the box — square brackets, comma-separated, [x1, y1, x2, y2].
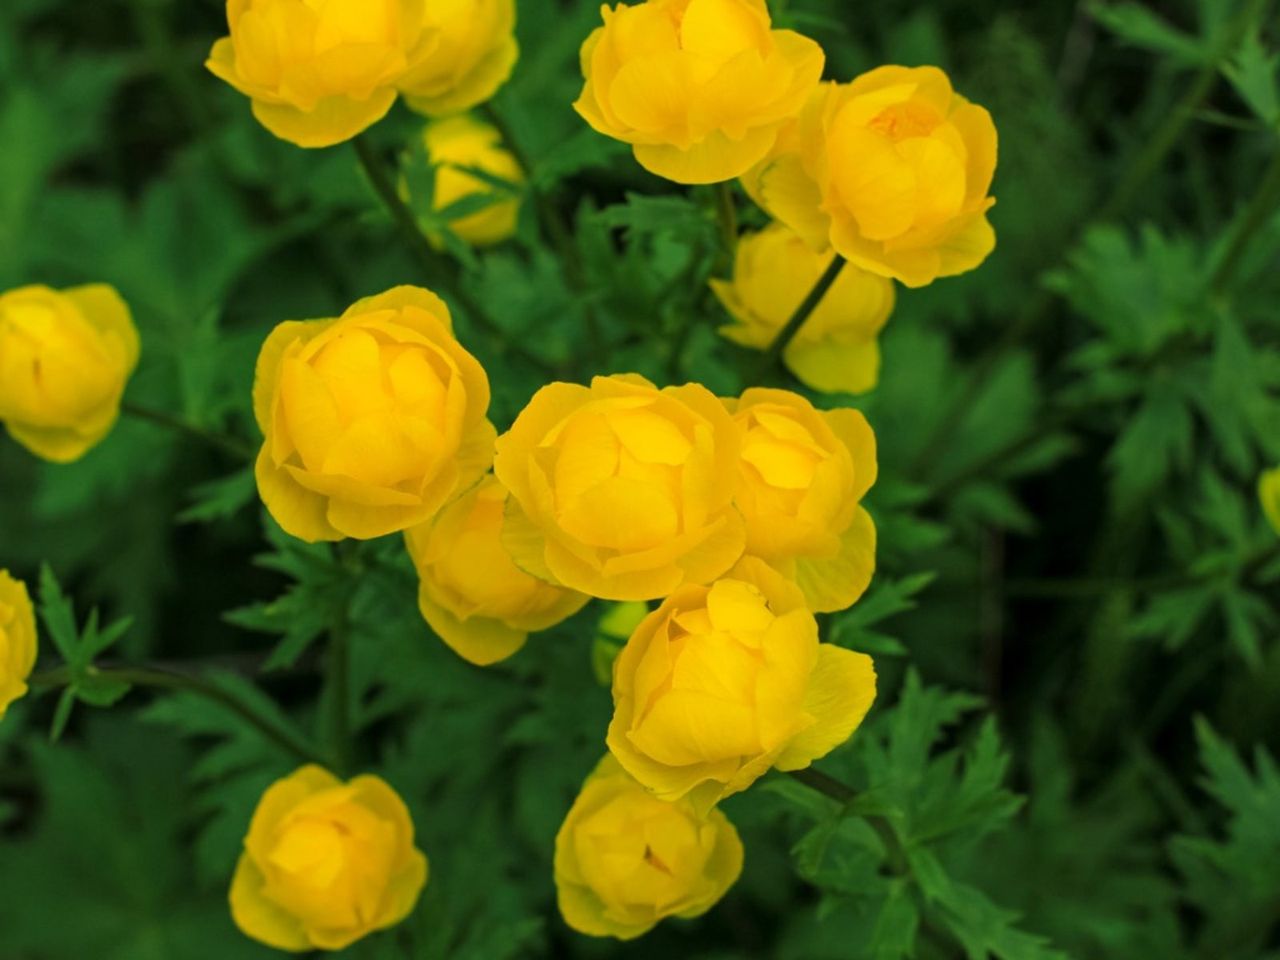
[712, 222, 895, 394]
[493, 374, 746, 600]
[1260, 466, 1280, 536]
[404, 475, 588, 666]
[0, 284, 139, 463]
[554, 754, 743, 940]
[607, 558, 876, 811]
[398, 0, 519, 116]
[745, 67, 998, 287]
[413, 114, 524, 248]
[0, 571, 36, 720]
[230, 766, 428, 952]
[206, 0, 433, 148]
[574, 0, 824, 184]
[729, 388, 877, 613]
[253, 286, 495, 542]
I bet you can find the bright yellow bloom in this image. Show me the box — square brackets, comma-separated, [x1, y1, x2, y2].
[608, 558, 876, 811]
[574, 0, 824, 184]
[417, 115, 523, 248]
[0, 284, 139, 463]
[206, 0, 433, 148]
[230, 766, 428, 953]
[554, 754, 743, 940]
[398, 0, 518, 116]
[253, 286, 495, 543]
[404, 474, 588, 665]
[493, 374, 746, 601]
[711, 223, 895, 395]
[1261, 466, 1280, 536]
[0, 571, 37, 720]
[728, 388, 877, 613]
[744, 68, 998, 287]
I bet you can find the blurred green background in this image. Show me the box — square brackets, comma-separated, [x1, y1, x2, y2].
[1, 0, 1279, 957]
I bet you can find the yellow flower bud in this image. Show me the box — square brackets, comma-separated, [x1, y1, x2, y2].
[1261, 466, 1280, 536]
[728, 388, 877, 613]
[607, 558, 877, 811]
[493, 374, 746, 601]
[404, 474, 588, 666]
[711, 223, 896, 395]
[230, 766, 428, 953]
[253, 286, 496, 543]
[0, 284, 139, 463]
[206, 0, 433, 148]
[745, 68, 998, 287]
[0, 571, 37, 720]
[574, 0, 824, 184]
[554, 754, 743, 940]
[417, 115, 524, 248]
[398, 0, 519, 117]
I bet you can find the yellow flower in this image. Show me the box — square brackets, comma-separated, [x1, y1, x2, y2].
[398, 0, 518, 116]
[0, 284, 139, 463]
[253, 286, 495, 543]
[574, 0, 824, 184]
[744, 68, 998, 287]
[554, 754, 743, 940]
[711, 223, 896, 395]
[404, 474, 588, 666]
[230, 766, 428, 953]
[206, 0, 432, 148]
[416, 114, 524, 248]
[0, 571, 37, 720]
[493, 374, 746, 600]
[729, 388, 877, 613]
[1261, 466, 1280, 536]
[607, 558, 876, 812]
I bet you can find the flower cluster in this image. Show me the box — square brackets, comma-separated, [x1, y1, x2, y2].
[206, 0, 518, 148]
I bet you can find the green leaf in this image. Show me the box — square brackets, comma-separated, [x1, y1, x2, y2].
[49, 687, 76, 743]
[178, 468, 257, 524]
[1223, 28, 1280, 125]
[1108, 381, 1194, 509]
[1089, 2, 1209, 65]
[590, 192, 717, 242]
[37, 565, 79, 664]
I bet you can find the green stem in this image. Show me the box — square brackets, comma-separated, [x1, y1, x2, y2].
[29, 665, 325, 767]
[756, 256, 846, 381]
[786, 768, 906, 872]
[1211, 147, 1280, 295]
[326, 604, 353, 777]
[1096, 0, 1270, 222]
[714, 181, 739, 266]
[121, 401, 254, 460]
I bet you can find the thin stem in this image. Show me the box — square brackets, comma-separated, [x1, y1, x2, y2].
[122, 401, 254, 459]
[1211, 148, 1280, 295]
[756, 256, 846, 380]
[714, 181, 739, 266]
[29, 665, 325, 767]
[325, 597, 353, 777]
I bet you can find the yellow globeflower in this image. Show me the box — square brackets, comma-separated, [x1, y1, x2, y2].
[404, 475, 588, 666]
[554, 755, 743, 940]
[493, 374, 746, 601]
[607, 558, 877, 811]
[230, 766, 428, 953]
[206, 0, 433, 148]
[1260, 466, 1280, 536]
[745, 68, 998, 287]
[417, 115, 523, 248]
[0, 284, 139, 463]
[0, 571, 37, 720]
[711, 223, 895, 395]
[574, 0, 824, 184]
[729, 388, 877, 613]
[253, 286, 495, 543]
[399, 0, 518, 117]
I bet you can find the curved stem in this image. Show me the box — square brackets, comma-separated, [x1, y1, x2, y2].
[1211, 148, 1280, 295]
[121, 402, 254, 460]
[756, 256, 846, 381]
[30, 665, 326, 767]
